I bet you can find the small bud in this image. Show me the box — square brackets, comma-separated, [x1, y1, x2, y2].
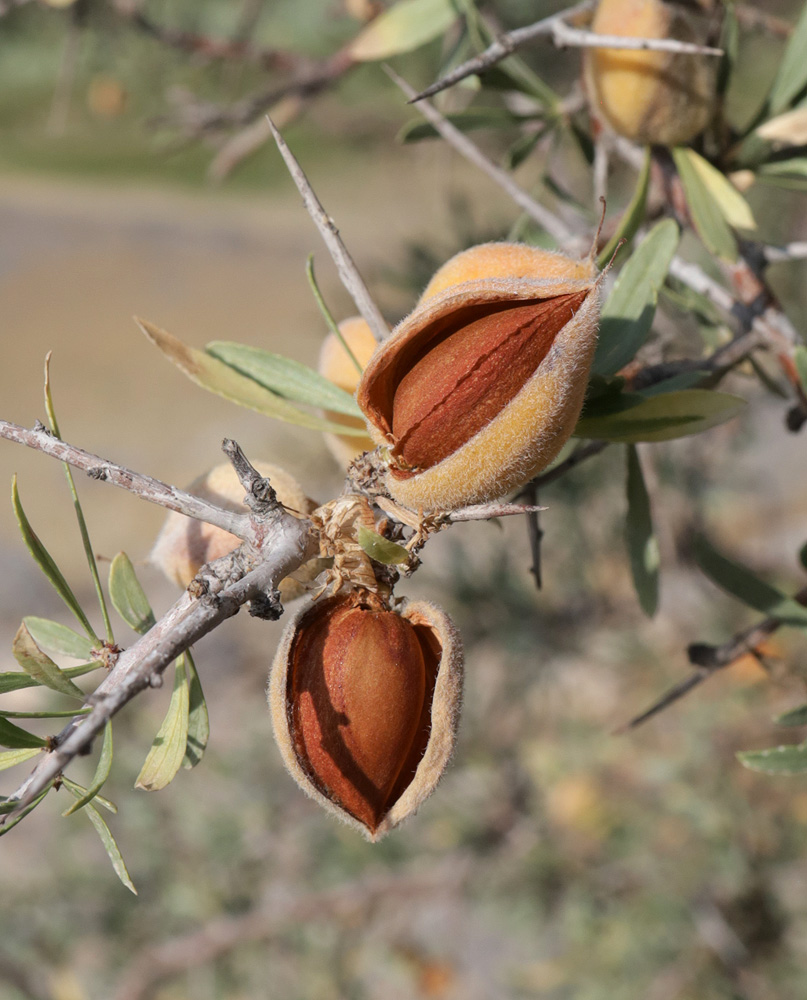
[269, 594, 463, 839]
[583, 0, 717, 147]
[317, 317, 377, 468]
[356, 242, 602, 511]
[151, 461, 321, 598]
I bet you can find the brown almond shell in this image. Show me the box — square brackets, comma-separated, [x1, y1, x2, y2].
[357, 262, 601, 511]
[268, 595, 463, 841]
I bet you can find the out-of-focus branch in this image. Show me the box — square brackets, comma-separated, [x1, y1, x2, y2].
[619, 586, 807, 732]
[550, 19, 722, 56]
[266, 114, 390, 342]
[0, 420, 249, 538]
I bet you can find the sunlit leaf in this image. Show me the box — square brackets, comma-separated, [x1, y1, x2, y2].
[82, 801, 137, 894]
[62, 722, 113, 816]
[575, 390, 745, 443]
[138, 318, 367, 435]
[22, 617, 95, 661]
[625, 446, 659, 617]
[206, 342, 362, 418]
[12, 623, 85, 700]
[357, 526, 410, 565]
[672, 148, 737, 261]
[135, 659, 189, 792]
[348, 0, 460, 61]
[593, 220, 679, 377]
[693, 535, 807, 626]
[0, 748, 41, 772]
[681, 148, 756, 230]
[182, 652, 209, 770]
[774, 704, 807, 727]
[62, 777, 116, 814]
[598, 147, 651, 267]
[756, 107, 807, 147]
[0, 717, 47, 750]
[11, 477, 97, 642]
[768, 2, 807, 113]
[738, 743, 807, 775]
[109, 552, 156, 635]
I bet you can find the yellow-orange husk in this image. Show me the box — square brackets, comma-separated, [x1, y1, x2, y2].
[268, 595, 463, 841]
[583, 0, 716, 147]
[318, 317, 377, 468]
[151, 461, 321, 598]
[356, 242, 602, 511]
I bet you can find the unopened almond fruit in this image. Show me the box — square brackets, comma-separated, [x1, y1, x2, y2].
[151, 461, 322, 598]
[584, 0, 717, 147]
[356, 241, 602, 511]
[269, 593, 463, 839]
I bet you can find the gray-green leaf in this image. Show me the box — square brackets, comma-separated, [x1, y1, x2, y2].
[598, 147, 651, 267]
[0, 748, 41, 772]
[625, 446, 659, 617]
[348, 0, 460, 61]
[83, 802, 137, 894]
[206, 341, 362, 418]
[109, 552, 156, 635]
[23, 617, 95, 660]
[0, 717, 47, 750]
[738, 743, 807, 776]
[672, 147, 737, 261]
[693, 535, 807, 626]
[183, 652, 209, 770]
[11, 476, 97, 642]
[135, 658, 189, 791]
[12, 623, 85, 700]
[593, 220, 679, 377]
[774, 704, 807, 728]
[768, 2, 807, 114]
[575, 390, 745, 443]
[62, 722, 113, 816]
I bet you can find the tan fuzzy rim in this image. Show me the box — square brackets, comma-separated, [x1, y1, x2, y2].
[268, 596, 463, 841]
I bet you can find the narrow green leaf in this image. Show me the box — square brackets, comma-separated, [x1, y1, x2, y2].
[62, 777, 116, 814]
[62, 722, 113, 816]
[598, 147, 651, 267]
[182, 651, 209, 770]
[768, 2, 807, 113]
[11, 476, 97, 642]
[774, 704, 807, 727]
[794, 346, 807, 394]
[716, 3, 739, 99]
[44, 357, 115, 644]
[504, 129, 544, 171]
[83, 802, 137, 894]
[693, 535, 807, 626]
[758, 158, 807, 182]
[625, 446, 659, 617]
[109, 552, 156, 635]
[0, 717, 47, 750]
[672, 147, 737, 261]
[357, 526, 410, 565]
[640, 370, 710, 397]
[0, 748, 41, 772]
[398, 108, 533, 143]
[738, 743, 807, 776]
[683, 148, 756, 230]
[0, 662, 99, 696]
[348, 0, 460, 61]
[138, 318, 367, 436]
[12, 623, 85, 700]
[575, 390, 745, 443]
[135, 659, 190, 791]
[206, 342, 362, 418]
[306, 255, 364, 377]
[593, 220, 679, 377]
[0, 708, 89, 719]
[23, 617, 95, 660]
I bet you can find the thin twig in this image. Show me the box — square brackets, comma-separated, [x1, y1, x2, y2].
[528, 439, 609, 491]
[618, 586, 807, 732]
[409, 0, 596, 103]
[523, 482, 543, 589]
[386, 67, 574, 247]
[0, 420, 250, 538]
[762, 242, 807, 264]
[551, 20, 722, 56]
[265, 114, 389, 343]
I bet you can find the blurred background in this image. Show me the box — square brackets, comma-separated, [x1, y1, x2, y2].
[1, 1, 807, 998]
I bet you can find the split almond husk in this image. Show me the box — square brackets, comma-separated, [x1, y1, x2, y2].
[269, 593, 463, 839]
[356, 242, 602, 511]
